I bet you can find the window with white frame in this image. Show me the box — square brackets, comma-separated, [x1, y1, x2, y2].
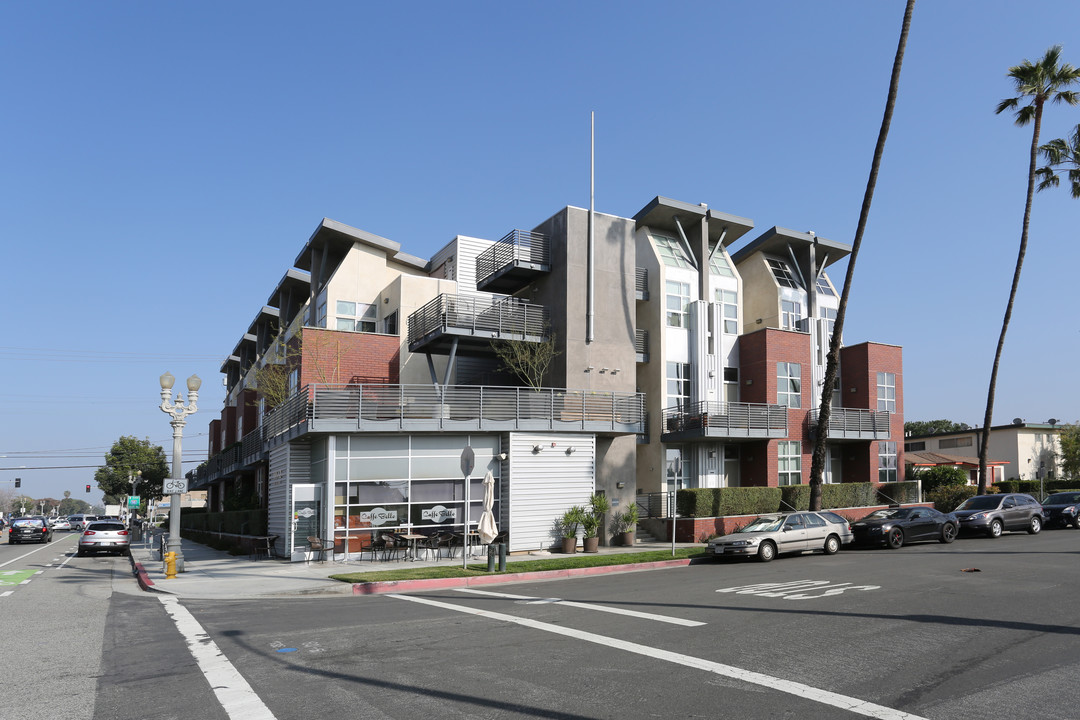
[666, 447, 690, 490]
[653, 232, 693, 268]
[877, 372, 896, 412]
[781, 300, 804, 332]
[666, 280, 691, 328]
[708, 244, 735, 277]
[336, 301, 378, 333]
[878, 441, 897, 483]
[777, 362, 802, 408]
[667, 362, 690, 409]
[815, 273, 835, 296]
[715, 289, 738, 333]
[779, 441, 801, 486]
[767, 258, 800, 288]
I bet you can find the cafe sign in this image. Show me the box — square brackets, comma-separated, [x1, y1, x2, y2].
[360, 507, 398, 526]
[422, 505, 457, 523]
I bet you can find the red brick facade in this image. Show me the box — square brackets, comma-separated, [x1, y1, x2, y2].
[736, 330, 904, 487]
[299, 328, 400, 387]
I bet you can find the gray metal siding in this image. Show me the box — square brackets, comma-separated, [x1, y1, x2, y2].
[507, 432, 595, 552]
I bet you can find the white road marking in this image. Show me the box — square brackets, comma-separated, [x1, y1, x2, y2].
[0, 541, 71, 568]
[159, 596, 277, 720]
[717, 580, 881, 600]
[455, 588, 706, 627]
[392, 593, 926, 720]
[0, 591, 11, 597]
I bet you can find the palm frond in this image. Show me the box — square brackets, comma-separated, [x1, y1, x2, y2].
[1035, 167, 1060, 193]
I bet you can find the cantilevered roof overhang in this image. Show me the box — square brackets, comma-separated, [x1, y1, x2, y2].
[633, 196, 755, 246]
[266, 268, 310, 308]
[731, 226, 851, 268]
[294, 218, 428, 273]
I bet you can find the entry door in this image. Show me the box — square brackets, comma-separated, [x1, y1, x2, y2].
[291, 484, 323, 561]
[824, 447, 842, 484]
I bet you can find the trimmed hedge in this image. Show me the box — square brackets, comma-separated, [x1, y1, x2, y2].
[181, 509, 267, 536]
[993, 479, 1079, 495]
[678, 487, 782, 517]
[679, 482, 921, 517]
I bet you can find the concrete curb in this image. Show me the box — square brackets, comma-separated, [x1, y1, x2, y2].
[351, 557, 692, 595]
[132, 561, 155, 591]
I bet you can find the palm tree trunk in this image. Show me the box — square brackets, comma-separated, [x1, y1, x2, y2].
[809, 0, 915, 511]
[977, 103, 1042, 494]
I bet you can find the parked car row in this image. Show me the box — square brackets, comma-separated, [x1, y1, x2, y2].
[707, 492, 1076, 562]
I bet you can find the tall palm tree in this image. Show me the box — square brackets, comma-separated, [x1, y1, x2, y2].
[977, 47, 1080, 495]
[1036, 123, 1080, 197]
[808, 0, 915, 511]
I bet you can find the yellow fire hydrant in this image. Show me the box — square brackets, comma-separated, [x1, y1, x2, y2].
[164, 551, 178, 579]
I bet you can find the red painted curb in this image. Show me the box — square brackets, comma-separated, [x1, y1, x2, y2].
[133, 562, 155, 591]
[351, 558, 691, 595]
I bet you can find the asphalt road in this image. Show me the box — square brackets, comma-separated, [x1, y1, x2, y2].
[2, 526, 1077, 719]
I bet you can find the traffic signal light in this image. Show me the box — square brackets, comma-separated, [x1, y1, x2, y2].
[85, 484, 91, 493]
[14, 477, 20, 488]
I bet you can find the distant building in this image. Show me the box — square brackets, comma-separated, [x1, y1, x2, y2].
[904, 421, 1062, 484]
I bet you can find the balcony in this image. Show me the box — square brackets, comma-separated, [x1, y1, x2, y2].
[809, 407, 891, 440]
[475, 230, 550, 293]
[635, 268, 649, 300]
[635, 329, 649, 363]
[661, 401, 788, 441]
[262, 383, 647, 442]
[407, 294, 548, 356]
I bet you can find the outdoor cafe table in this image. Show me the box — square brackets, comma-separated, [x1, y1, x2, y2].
[399, 533, 427, 561]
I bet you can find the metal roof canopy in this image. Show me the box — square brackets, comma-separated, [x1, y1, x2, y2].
[294, 218, 428, 273]
[731, 226, 851, 268]
[632, 196, 755, 247]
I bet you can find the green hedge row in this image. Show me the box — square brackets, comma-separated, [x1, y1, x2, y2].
[679, 482, 920, 517]
[992, 479, 1080, 495]
[181, 509, 267, 536]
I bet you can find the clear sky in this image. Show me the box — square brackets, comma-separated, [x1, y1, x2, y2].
[3, 1, 1079, 504]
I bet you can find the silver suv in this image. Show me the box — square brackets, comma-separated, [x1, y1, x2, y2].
[953, 493, 1043, 538]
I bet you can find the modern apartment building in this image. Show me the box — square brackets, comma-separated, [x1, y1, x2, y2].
[192, 196, 904, 560]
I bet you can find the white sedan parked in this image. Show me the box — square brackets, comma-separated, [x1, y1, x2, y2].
[708, 511, 851, 562]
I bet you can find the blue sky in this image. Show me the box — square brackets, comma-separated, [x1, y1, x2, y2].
[3, 1, 1079, 503]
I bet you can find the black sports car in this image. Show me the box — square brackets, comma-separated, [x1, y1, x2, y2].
[1041, 492, 1080, 529]
[851, 506, 958, 548]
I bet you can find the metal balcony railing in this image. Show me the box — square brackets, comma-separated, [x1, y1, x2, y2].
[261, 383, 647, 437]
[809, 407, 891, 439]
[635, 268, 649, 300]
[635, 329, 649, 362]
[662, 401, 788, 438]
[475, 230, 550, 288]
[407, 294, 548, 347]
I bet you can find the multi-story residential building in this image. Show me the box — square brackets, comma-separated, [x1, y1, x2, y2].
[193, 196, 904, 561]
[905, 420, 1062, 485]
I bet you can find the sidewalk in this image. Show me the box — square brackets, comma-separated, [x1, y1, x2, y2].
[129, 530, 699, 600]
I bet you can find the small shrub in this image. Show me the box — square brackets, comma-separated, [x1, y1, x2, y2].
[876, 481, 918, 504]
[821, 483, 877, 509]
[780, 485, 810, 512]
[927, 485, 977, 513]
[911, 466, 968, 493]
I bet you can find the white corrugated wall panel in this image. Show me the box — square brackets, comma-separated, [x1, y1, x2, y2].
[507, 433, 595, 552]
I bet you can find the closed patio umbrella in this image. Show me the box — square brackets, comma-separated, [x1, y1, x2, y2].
[478, 470, 498, 545]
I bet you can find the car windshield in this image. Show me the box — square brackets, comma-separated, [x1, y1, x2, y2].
[737, 517, 784, 533]
[866, 509, 910, 520]
[1045, 492, 1080, 504]
[956, 495, 1002, 511]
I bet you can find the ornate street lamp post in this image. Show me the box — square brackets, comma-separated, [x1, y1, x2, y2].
[159, 371, 200, 572]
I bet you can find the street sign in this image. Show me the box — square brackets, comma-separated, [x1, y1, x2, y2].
[127, 496, 141, 509]
[163, 477, 188, 494]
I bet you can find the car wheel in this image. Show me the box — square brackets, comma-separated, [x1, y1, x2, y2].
[76, 548, 85, 557]
[886, 528, 904, 549]
[1073, 517, 1080, 529]
[987, 519, 1003, 538]
[940, 523, 957, 543]
[823, 535, 840, 555]
[757, 541, 776, 562]
[1028, 515, 1042, 535]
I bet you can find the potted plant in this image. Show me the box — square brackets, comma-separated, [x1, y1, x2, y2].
[558, 505, 586, 553]
[582, 493, 611, 553]
[613, 501, 639, 546]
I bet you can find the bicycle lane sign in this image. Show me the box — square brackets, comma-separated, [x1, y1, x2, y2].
[0, 569, 39, 587]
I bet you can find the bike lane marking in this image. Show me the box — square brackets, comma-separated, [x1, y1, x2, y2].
[717, 580, 881, 600]
[392, 593, 924, 720]
[455, 588, 706, 626]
